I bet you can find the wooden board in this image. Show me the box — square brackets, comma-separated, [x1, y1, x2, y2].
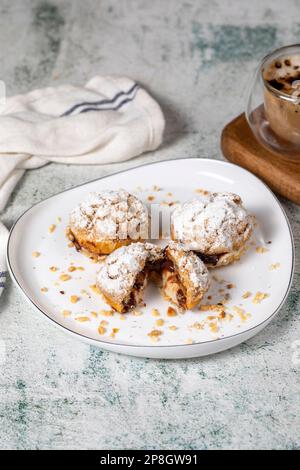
[221, 112, 300, 205]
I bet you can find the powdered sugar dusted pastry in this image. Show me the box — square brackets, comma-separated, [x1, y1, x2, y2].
[171, 192, 252, 268]
[68, 189, 148, 255]
[161, 241, 210, 310]
[96, 242, 164, 313]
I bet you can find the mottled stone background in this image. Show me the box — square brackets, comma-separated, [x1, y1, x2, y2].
[0, 0, 299, 450]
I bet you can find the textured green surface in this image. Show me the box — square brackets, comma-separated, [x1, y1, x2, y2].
[0, 0, 299, 450]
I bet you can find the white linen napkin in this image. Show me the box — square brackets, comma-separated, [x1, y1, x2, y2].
[0, 75, 165, 296]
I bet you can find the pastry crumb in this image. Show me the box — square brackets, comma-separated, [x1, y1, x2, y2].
[49, 224, 56, 233]
[98, 326, 106, 335]
[195, 188, 210, 196]
[100, 320, 108, 326]
[256, 246, 268, 254]
[68, 266, 76, 272]
[186, 338, 194, 344]
[233, 306, 251, 321]
[132, 310, 143, 316]
[269, 263, 280, 270]
[156, 318, 165, 327]
[167, 306, 177, 317]
[242, 291, 251, 299]
[62, 310, 71, 317]
[151, 308, 160, 317]
[100, 309, 114, 317]
[59, 274, 71, 281]
[190, 321, 204, 330]
[110, 327, 120, 338]
[49, 266, 59, 272]
[75, 316, 90, 322]
[90, 311, 98, 318]
[226, 283, 235, 289]
[169, 325, 178, 331]
[70, 295, 79, 304]
[32, 251, 41, 258]
[147, 195, 155, 201]
[209, 322, 219, 333]
[40, 287, 48, 293]
[253, 292, 269, 304]
[90, 284, 101, 295]
[148, 329, 163, 341]
[199, 304, 225, 314]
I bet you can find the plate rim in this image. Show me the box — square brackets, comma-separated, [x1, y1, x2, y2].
[6, 157, 295, 350]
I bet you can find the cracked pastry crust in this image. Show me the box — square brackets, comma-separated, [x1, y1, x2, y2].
[171, 192, 252, 268]
[68, 189, 149, 255]
[161, 241, 210, 310]
[96, 242, 164, 313]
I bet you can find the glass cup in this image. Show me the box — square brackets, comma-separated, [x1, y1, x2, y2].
[246, 44, 300, 161]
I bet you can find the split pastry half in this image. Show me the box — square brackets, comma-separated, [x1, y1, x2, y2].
[161, 241, 210, 310]
[96, 242, 164, 313]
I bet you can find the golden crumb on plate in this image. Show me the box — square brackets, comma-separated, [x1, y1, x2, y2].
[256, 246, 268, 254]
[199, 304, 225, 313]
[62, 310, 71, 317]
[90, 311, 98, 318]
[233, 306, 251, 321]
[32, 251, 41, 258]
[132, 310, 143, 316]
[156, 318, 165, 327]
[167, 306, 177, 317]
[190, 321, 204, 330]
[168, 325, 178, 331]
[148, 329, 163, 338]
[59, 274, 71, 281]
[75, 316, 90, 322]
[186, 338, 194, 344]
[100, 320, 108, 326]
[98, 326, 106, 335]
[100, 309, 114, 317]
[147, 195, 155, 201]
[242, 291, 251, 299]
[49, 224, 56, 233]
[90, 284, 101, 295]
[269, 263, 280, 270]
[68, 266, 76, 272]
[151, 308, 160, 317]
[253, 292, 269, 304]
[40, 287, 48, 293]
[70, 295, 80, 304]
[49, 266, 58, 272]
[194, 188, 210, 195]
[209, 322, 219, 333]
[110, 328, 120, 338]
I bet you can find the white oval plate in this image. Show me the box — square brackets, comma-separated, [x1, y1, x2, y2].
[7, 159, 294, 359]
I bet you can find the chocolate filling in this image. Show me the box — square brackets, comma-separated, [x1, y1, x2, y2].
[196, 252, 222, 266]
[123, 269, 147, 310]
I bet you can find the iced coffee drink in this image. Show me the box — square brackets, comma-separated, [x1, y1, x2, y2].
[263, 49, 300, 146]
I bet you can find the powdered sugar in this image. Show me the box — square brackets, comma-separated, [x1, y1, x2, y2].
[171, 192, 252, 254]
[167, 241, 210, 293]
[70, 189, 148, 241]
[97, 242, 163, 303]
